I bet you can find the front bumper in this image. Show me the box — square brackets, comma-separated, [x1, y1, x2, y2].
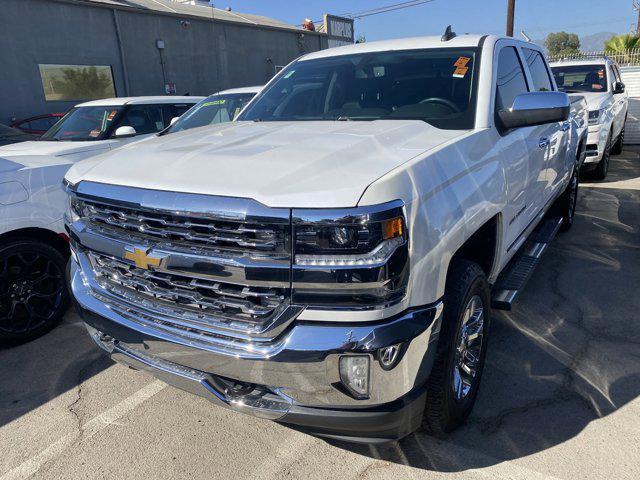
[584, 125, 607, 165]
[72, 262, 442, 442]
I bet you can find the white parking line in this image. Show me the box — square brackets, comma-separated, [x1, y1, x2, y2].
[1, 380, 166, 480]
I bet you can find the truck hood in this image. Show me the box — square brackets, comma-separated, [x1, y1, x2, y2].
[0, 154, 73, 174]
[0, 140, 111, 158]
[65, 121, 467, 208]
[569, 92, 609, 111]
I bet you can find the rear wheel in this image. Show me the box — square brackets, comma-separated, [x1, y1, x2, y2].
[593, 132, 612, 180]
[0, 240, 69, 345]
[422, 260, 491, 436]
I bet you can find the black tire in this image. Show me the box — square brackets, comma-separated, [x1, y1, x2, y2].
[555, 168, 579, 232]
[610, 124, 625, 156]
[593, 132, 612, 180]
[422, 260, 491, 436]
[0, 240, 70, 345]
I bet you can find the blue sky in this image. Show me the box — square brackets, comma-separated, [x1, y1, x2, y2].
[221, 0, 636, 41]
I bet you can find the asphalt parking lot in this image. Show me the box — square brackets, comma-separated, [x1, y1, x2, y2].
[1, 149, 639, 480]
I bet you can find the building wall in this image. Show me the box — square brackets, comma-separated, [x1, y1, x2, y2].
[0, 0, 326, 123]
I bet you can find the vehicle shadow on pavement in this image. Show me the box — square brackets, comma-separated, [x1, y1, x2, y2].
[329, 151, 640, 471]
[0, 311, 112, 428]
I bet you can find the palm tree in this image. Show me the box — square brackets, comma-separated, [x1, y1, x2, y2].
[604, 34, 640, 64]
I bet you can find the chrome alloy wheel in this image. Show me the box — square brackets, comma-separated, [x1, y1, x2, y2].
[452, 295, 485, 401]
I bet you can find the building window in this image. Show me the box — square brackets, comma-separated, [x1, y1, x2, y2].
[38, 64, 116, 101]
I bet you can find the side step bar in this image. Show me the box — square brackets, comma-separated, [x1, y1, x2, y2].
[492, 216, 564, 310]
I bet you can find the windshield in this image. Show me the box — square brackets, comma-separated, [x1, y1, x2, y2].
[40, 106, 123, 141]
[551, 64, 608, 93]
[166, 93, 257, 133]
[238, 48, 478, 130]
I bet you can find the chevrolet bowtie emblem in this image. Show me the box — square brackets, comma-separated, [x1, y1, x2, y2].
[124, 246, 165, 270]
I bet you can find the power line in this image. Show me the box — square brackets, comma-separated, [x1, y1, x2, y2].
[304, 0, 434, 26]
[343, 0, 435, 20]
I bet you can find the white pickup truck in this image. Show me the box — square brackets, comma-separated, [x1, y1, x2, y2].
[64, 32, 587, 442]
[0, 96, 201, 344]
[551, 57, 628, 179]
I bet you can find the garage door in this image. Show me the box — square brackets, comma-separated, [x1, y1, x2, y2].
[620, 66, 640, 144]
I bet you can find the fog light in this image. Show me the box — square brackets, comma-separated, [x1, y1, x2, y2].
[339, 355, 370, 399]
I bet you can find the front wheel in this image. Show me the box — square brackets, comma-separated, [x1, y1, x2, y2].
[593, 133, 612, 180]
[0, 240, 69, 345]
[422, 260, 491, 436]
[555, 168, 579, 231]
[610, 124, 625, 156]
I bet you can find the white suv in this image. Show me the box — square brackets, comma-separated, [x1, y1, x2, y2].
[0, 96, 201, 344]
[551, 58, 628, 179]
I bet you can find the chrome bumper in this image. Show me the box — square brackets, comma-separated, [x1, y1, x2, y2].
[72, 259, 442, 438]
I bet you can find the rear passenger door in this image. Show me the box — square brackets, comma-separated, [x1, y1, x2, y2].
[521, 47, 569, 203]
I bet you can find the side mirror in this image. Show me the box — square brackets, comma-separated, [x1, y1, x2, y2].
[170, 117, 179, 126]
[498, 91, 570, 130]
[613, 81, 625, 94]
[113, 126, 137, 138]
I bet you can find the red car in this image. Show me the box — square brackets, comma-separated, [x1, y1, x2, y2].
[11, 113, 65, 135]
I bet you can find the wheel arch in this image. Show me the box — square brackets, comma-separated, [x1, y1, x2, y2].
[447, 214, 500, 283]
[0, 227, 70, 258]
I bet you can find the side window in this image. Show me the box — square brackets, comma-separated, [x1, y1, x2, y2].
[30, 118, 55, 131]
[117, 105, 165, 135]
[522, 48, 553, 92]
[495, 46, 529, 113]
[172, 104, 192, 117]
[611, 64, 622, 85]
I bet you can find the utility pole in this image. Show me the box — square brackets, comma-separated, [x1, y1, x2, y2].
[506, 0, 516, 37]
[635, 0, 640, 35]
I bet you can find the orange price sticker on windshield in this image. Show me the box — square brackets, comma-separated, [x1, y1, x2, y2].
[598, 69, 604, 78]
[453, 66, 468, 78]
[107, 110, 117, 121]
[454, 56, 471, 68]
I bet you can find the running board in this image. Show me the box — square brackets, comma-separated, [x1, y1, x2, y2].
[492, 216, 564, 311]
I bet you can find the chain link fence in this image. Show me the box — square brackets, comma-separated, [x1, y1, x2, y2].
[547, 49, 640, 66]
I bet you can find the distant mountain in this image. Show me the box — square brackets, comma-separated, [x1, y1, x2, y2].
[531, 32, 617, 53]
[580, 32, 616, 52]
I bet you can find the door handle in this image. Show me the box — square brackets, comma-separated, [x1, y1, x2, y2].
[561, 122, 570, 132]
[538, 137, 550, 149]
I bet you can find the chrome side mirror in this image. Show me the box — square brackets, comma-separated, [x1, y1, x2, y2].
[170, 117, 180, 126]
[498, 91, 570, 130]
[113, 126, 137, 138]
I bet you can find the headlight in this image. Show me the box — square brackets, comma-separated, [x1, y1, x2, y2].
[66, 196, 81, 223]
[291, 201, 409, 309]
[588, 109, 602, 125]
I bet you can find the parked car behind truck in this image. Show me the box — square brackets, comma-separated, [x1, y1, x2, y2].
[166, 86, 261, 134]
[0, 96, 202, 344]
[65, 32, 587, 442]
[551, 57, 628, 179]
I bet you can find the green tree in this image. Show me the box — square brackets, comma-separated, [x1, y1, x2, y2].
[604, 34, 640, 52]
[545, 32, 580, 56]
[51, 66, 114, 101]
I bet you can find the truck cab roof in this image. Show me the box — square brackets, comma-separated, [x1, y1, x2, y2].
[76, 96, 203, 107]
[300, 34, 542, 62]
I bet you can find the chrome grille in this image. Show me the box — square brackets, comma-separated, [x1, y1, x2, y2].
[69, 182, 296, 342]
[89, 252, 286, 327]
[77, 199, 287, 254]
